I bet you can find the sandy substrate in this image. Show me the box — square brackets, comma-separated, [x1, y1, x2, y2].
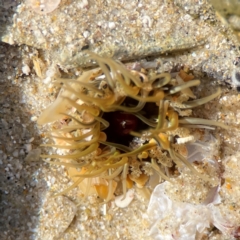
[1, 1, 240, 240]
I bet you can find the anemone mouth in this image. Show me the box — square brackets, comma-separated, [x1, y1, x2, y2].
[38, 52, 228, 201]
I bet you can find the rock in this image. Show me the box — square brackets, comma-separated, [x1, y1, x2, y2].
[1, 0, 240, 84]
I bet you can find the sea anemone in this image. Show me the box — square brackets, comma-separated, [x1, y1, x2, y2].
[37, 52, 228, 201]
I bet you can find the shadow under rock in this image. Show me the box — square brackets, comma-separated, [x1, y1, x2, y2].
[0, 1, 22, 40]
[0, 42, 47, 240]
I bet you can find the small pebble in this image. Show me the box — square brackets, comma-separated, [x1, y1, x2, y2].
[25, 144, 32, 153]
[31, 116, 38, 121]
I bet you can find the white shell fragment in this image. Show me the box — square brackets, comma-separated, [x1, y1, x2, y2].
[114, 189, 135, 208]
[147, 182, 234, 240]
[176, 135, 194, 144]
[25, 0, 61, 14]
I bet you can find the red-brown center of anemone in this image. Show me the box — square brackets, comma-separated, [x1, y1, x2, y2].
[111, 112, 138, 136]
[103, 111, 143, 145]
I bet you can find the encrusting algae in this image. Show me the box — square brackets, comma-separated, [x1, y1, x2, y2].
[37, 52, 228, 202]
